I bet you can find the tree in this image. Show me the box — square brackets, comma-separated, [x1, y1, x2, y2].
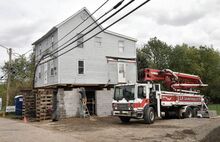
[137, 37, 220, 103]
[1, 53, 34, 105]
[137, 37, 172, 70]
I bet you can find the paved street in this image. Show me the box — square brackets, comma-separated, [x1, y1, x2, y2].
[0, 118, 81, 142]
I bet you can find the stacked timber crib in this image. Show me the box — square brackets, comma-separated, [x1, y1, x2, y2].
[21, 89, 54, 121]
[22, 90, 36, 121]
[36, 89, 53, 121]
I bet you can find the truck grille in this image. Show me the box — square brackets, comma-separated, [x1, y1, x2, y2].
[117, 104, 129, 110]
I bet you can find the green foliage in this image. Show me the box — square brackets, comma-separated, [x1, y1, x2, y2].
[137, 37, 172, 70]
[0, 84, 6, 109]
[1, 53, 34, 105]
[208, 104, 220, 115]
[137, 37, 220, 103]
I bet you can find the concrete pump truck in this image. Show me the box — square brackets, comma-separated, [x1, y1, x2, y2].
[112, 68, 209, 124]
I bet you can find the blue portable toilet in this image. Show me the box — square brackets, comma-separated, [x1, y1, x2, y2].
[14, 95, 23, 116]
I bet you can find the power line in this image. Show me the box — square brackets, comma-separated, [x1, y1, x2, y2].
[0, 44, 9, 51]
[40, 0, 151, 66]
[35, 0, 110, 59]
[43, 0, 130, 60]
[44, 0, 125, 59]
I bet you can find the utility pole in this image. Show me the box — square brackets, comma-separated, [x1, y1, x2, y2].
[6, 48, 12, 109]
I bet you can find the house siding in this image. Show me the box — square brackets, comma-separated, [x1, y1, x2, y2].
[33, 8, 137, 118]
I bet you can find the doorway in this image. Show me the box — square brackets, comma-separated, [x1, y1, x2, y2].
[85, 90, 96, 115]
[118, 63, 126, 83]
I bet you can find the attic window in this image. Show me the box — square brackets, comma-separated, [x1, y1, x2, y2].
[77, 33, 84, 48]
[81, 12, 88, 20]
[95, 37, 102, 48]
[118, 41, 124, 53]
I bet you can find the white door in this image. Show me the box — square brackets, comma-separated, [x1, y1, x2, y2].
[118, 63, 126, 83]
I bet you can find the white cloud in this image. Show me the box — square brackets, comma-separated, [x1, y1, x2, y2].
[0, 0, 220, 76]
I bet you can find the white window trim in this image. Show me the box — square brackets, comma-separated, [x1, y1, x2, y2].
[94, 37, 102, 48]
[77, 59, 85, 75]
[77, 33, 84, 48]
[117, 62, 126, 83]
[118, 40, 125, 53]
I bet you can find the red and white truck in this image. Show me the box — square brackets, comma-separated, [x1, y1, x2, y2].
[112, 68, 209, 124]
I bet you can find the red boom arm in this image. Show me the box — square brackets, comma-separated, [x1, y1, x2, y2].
[141, 68, 207, 92]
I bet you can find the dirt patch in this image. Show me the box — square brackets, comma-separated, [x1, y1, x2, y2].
[35, 116, 220, 142]
[201, 126, 220, 142]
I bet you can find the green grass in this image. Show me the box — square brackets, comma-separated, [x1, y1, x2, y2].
[208, 104, 220, 115]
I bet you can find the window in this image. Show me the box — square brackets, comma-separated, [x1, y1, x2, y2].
[77, 33, 84, 48]
[51, 35, 54, 44]
[94, 37, 102, 48]
[50, 61, 57, 76]
[138, 86, 146, 99]
[39, 44, 42, 55]
[54, 67, 57, 75]
[118, 41, 124, 53]
[78, 60, 84, 74]
[39, 72, 41, 79]
[50, 68, 54, 76]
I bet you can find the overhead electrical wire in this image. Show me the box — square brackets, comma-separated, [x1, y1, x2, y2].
[42, 0, 130, 60]
[40, 0, 151, 66]
[35, 0, 110, 59]
[42, 0, 124, 59]
[33, 0, 152, 88]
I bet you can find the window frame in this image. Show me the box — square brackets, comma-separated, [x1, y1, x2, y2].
[78, 60, 85, 75]
[94, 37, 102, 48]
[77, 33, 84, 48]
[138, 86, 146, 99]
[118, 40, 124, 53]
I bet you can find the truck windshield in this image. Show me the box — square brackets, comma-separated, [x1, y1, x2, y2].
[114, 85, 135, 101]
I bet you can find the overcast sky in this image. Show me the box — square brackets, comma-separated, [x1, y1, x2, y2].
[0, 0, 220, 77]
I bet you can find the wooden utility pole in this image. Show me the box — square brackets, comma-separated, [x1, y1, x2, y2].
[4, 48, 12, 116]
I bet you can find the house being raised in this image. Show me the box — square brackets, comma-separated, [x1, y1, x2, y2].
[32, 7, 137, 118]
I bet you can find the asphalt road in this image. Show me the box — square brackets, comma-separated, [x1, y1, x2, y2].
[0, 118, 81, 142]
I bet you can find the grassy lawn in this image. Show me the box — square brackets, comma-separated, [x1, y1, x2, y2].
[208, 104, 220, 115]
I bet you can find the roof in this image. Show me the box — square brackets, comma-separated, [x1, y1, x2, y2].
[32, 7, 137, 45]
[104, 30, 137, 42]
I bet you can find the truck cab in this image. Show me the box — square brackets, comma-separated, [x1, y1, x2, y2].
[112, 83, 160, 124]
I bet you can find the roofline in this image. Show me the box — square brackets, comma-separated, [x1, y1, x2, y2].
[32, 7, 137, 46]
[32, 27, 57, 45]
[55, 7, 103, 29]
[32, 7, 102, 46]
[104, 30, 137, 42]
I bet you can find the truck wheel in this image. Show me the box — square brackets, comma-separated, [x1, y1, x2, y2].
[192, 107, 199, 117]
[183, 107, 193, 118]
[119, 116, 130, 123]
[143, 107, 155, 124]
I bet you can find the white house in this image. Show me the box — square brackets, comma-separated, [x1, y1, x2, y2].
[32, 7, 137, 118]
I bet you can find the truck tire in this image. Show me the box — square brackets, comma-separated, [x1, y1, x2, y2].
[119, 116, 130, 123]
[143, 107, 155, 124]
[192, 107, 199, 117]
[183, 107, 193, 118]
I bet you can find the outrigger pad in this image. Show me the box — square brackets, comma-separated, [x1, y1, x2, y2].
[197, 110, 210, 118]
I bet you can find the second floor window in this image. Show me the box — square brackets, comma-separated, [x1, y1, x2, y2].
[118, 41, 124, 53]
[77, 33, 84, 48]
[95, 37, 102, 48]
[78, 60, 84, 74]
